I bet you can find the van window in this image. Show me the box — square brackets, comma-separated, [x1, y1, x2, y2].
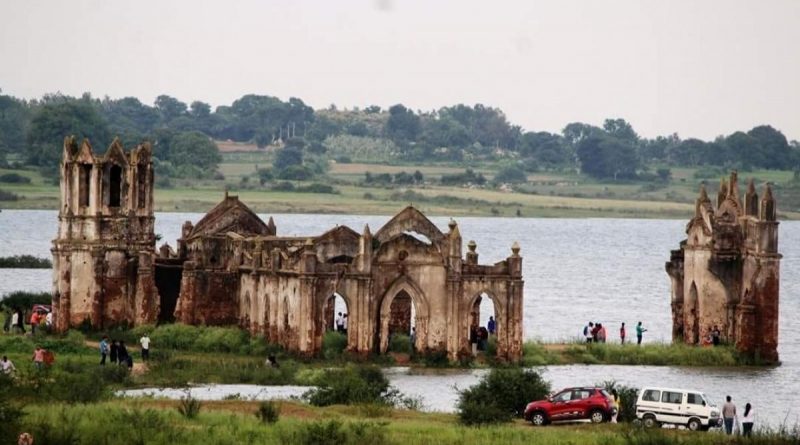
[687, 393, 704, 405]
[661, 391, 683, 404]
[642, 390, 661, 402]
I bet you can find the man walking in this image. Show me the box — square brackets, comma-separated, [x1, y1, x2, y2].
[722, 395, 737, 435]
[636, 321, 647, 345]
[139, 333, 151, 361]
[99, 336, 109, 365]
[488, 316, 496, 335]
[620, 323, 626, 345]
[584, 322, 594, 343]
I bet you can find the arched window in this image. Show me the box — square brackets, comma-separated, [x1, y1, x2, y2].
[109, 165, 122, 208]
[79, 164, 92, 207]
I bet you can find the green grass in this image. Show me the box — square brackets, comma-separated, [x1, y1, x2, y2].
[528, 341, 759, 366]
[14, 399, 798, 445]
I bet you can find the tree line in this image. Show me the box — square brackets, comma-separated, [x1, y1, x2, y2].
[0, 91, 798, 181]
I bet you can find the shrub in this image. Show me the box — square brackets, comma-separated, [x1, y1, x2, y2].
[493, 165, 528, 184]
[322, 331, 347, 359]
[295, 419, 347, 445]
[177, 394, 202, 419]
[304, 365, 391, 406]
[193, 327, 249, 353]
[256, 400, 280, 424]
[421, 349, 450, 367]
[0, 173, 31, 184]
[457, 368, 551, 425]
[0, 255, 52, 268]
[48, 370, 108, 403]
[0, 189, 19, 201]
[388, 334, 412, 354]
[0, 291, 51, 310]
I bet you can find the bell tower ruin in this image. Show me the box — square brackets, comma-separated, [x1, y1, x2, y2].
[51, 136, 159, 331]
[666, 172, 781, 362]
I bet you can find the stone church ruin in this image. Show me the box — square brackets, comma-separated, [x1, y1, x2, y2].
[666, 172, 781, 362]
[52, 137, 524, 361]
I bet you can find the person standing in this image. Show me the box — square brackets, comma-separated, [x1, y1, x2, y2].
[636, 322, 647, 345]
[335, 312, 344, 333]
[342, 313, 348, 336]
[29, 311, 40, 336]
[591, 323, 601, 343]
[2, 308, 11, 333]
[712, 326, 721, 346]
[620, 323, 626, 345]
[32, 346, 45, 371]
[45, 312, 53, 333]
[469, 325, 478, 356]
[10, 310, 19, 334]
[488, 316, 496, 335]
[741, 403, 754, 437]
[99, 336, 109, 365]
[611, 389, 620, 423]
[410, 327, 417, 351]
[16, 309, 25, 334]
[1, 355, 16, 375]
[584, 322, 594, 343]
[722, 395, 737, 435]
[110, 340, 119, 364]
[139, 333, 151, 361]
[596, 323, 607, 343]
[117, 341, 130, 367]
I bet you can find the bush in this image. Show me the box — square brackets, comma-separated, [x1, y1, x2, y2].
[290, 420, 389, 445]
[0, 255, 52, 268]
[388, 334, 412, 354]
[0, 188, 20, 200]
[493, 165, 528, 184]
[0, 173, 31, 184]
[304, 365, 392, 406]
[193, 327, 249, 353]
[0, 291, 52, 310]
[256, 401, 280, 424]
[322, 331, 347, 359]
[457, 368, 551, 425]
[177, 394, 202, 419]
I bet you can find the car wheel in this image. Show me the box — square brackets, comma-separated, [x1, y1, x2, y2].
[643, 415, 659, 428]
[687, 418, 702, 431]
[590, 409, 606, 424]
[530, 412, 547, 426]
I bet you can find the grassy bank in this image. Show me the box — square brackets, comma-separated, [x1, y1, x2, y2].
[11, 400, 797, 445]
[3, 163, 799, 219]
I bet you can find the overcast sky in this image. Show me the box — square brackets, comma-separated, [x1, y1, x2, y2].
[1, 0, 798, 141]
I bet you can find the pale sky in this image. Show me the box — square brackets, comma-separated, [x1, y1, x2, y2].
[1, 0, 798, 141]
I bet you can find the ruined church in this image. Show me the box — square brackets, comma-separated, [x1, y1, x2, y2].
[666, 172, 781, 362]
[51, 137, 524, 361]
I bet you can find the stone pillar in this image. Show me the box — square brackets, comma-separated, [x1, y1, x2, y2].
[134, 251, 159, 325]
[175, 261, 197, 324]
[90, 248, 105, 328]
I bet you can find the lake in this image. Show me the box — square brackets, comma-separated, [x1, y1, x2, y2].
[2, 210, 798, 425]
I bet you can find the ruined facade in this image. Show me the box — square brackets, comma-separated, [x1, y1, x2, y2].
[53, 138, 524, 361]
[666, 172, 781, 362]
[51, 137, 159, 330]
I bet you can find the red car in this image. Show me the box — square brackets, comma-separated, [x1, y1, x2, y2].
[524, 387, 616, 426]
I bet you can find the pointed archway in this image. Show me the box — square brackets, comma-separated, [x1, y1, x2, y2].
[466, 291, 503, 357]
[378, 276, 430, 353]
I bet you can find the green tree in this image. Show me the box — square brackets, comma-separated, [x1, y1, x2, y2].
[493, 165, 528, 184]
[154, 95, 188, 123]
[273, 146, 304, 171]
[603, 118, 639, 144]
[0, 95, 30, 156]
[576, 134, 639, 180]
[27, 95, 111, 170]
[747, 125, 791, 169]
[386, 104, 421, 144]
[168, 131, 221, 174]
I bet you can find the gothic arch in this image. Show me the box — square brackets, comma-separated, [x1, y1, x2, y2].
[378, 275, 430, 353]
[685, 282, 700, 344]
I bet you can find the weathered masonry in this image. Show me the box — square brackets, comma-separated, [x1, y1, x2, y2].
[53, 137, 524, 361]
[666, 172, 781, 362]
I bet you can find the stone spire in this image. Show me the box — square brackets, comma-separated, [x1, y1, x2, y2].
[266, 216, 277, 235]
[449, 220, 462, 259]
[744, 179, 759, 217]
[717, 178, 728, 208]
[466, 240, 478, 265]
[358, 224, 373, 272]
[760, 183, 776, 221]
[695, 183, 710, 217]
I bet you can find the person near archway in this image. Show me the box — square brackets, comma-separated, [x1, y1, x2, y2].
[469, 325, 478, 356]
[488, 316, 496, 335]
[335, 312, 344, 333]
[343, 313, 348, 336]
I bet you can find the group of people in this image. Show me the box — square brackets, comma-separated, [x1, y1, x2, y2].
[700, 325, 723, 347]
[335, 312, 349, 335]
[722, 396, 756, 437]
[2, 307, 52, 335]
[584, 321, 647, 345]
[99, 334, 151, 368]
[469, 315, 496, 355]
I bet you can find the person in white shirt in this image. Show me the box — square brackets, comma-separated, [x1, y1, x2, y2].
[1, 355, 16, 375]
[139, 334, 151, 361]
[742, 403, 755, 437]
[11, 311, 19, 334]
[45, 312, 53, 332]
[335, 312, 344, 333]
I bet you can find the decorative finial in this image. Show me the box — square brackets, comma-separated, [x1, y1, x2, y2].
[468, 240, 477, 252]
[699, 183, 708, 201]
[511, 241, 520, 256]
[747, 178, 756, 195]
[448, 219, 457, 230]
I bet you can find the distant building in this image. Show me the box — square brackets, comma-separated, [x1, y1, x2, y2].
[666, 172, 781, 362]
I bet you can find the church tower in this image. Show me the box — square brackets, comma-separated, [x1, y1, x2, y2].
[52, 136, 159, 331]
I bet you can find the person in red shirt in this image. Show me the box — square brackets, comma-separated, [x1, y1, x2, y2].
[29, 311, 40, 335]
[32, 346, 45, 371]
[620, 323, 626, 344]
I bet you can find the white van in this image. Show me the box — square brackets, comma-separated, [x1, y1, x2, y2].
[635, 387, 721, 431]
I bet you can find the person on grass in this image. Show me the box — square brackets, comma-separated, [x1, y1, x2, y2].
[636, 321, 647, 345]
